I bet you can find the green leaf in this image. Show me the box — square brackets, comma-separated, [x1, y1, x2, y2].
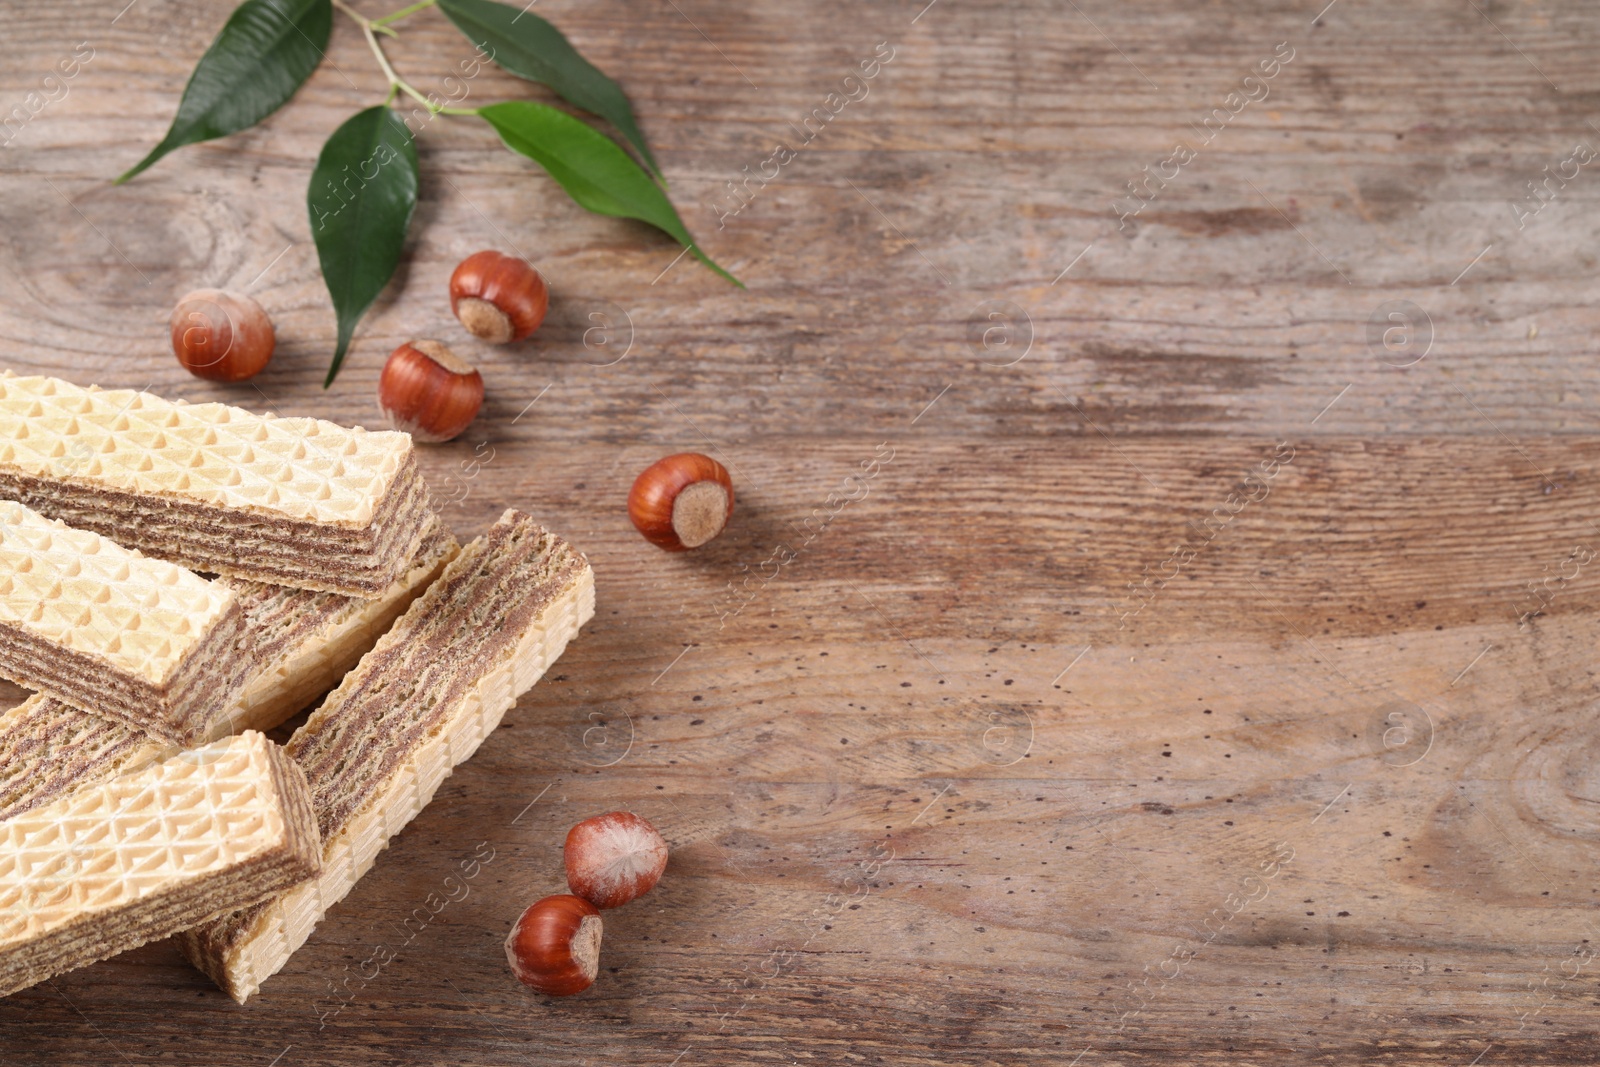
[116, 0, 331, 184]
[477, 101, 739, 287]
[437, 0, 662, 180]
[307, 107, 419, 386]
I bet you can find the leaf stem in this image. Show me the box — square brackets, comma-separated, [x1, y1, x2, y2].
[372, 0, 438, 28]
[332, 0, 397, 35]
[335, 0, 458, 116]
[369, 25, 437, 110]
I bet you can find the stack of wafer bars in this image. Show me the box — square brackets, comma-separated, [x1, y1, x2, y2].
[0, 375, 594, 1001]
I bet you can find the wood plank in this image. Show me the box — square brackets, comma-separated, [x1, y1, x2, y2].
[3, 0, 1600, 1062]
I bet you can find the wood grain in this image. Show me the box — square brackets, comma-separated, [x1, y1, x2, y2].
[4, 0, 1600, 1063]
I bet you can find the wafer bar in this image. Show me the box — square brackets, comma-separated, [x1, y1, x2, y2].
[0, 694, 167, 824]
[179, 510, 594, 1002]
[216, 516, 459, 737]
[0, 520, 460, 824]
[0, 730, 321, 997]
[0, 500, 252, 744]
[0, 373, 432, 596]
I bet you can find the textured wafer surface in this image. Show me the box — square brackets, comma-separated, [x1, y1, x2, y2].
[0, 374, 411, 527]
[0, 499, 235, 685]
[5, 462, 432, 597]
[0, 375, 434, 595]
[0, 694, 168, 824]
[0, 521, 460, 824]
[0, 730, 321, 997]
[178, 511, 594, 1002]
[216, 518, 459, 737]
[0, 501, 250, 743]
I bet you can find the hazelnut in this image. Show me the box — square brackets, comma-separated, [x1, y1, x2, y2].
[169, 288, 275, 382]
[564, 811, 669, 909]
[627, 452, 734, 551]
[377, 340, 484, 443]
[504, 894, 603, 996]
[449, 250, 548, 344]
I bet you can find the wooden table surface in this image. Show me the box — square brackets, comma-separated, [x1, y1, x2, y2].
[5, 0, 1600, 1063]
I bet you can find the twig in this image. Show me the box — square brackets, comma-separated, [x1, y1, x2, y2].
[372, 0, 438, 27]
[332, 0, 397, 36]
[335, 0, 473, 114]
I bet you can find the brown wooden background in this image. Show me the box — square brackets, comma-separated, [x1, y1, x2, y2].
[6, 0, 1600, 1063]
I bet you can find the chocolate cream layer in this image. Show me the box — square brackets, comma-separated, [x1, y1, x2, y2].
[177, 510, 593, 1002]
[221, 518, 455, 670]
[0, 595, 254, 745]
[0, 520, 459, 824]
[295, 515, 588, 838]
[0, 457, 432, 596]
[0, 694, 166, 823]
[0, 374, 429, 597]
[0, 731, 321, 997]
